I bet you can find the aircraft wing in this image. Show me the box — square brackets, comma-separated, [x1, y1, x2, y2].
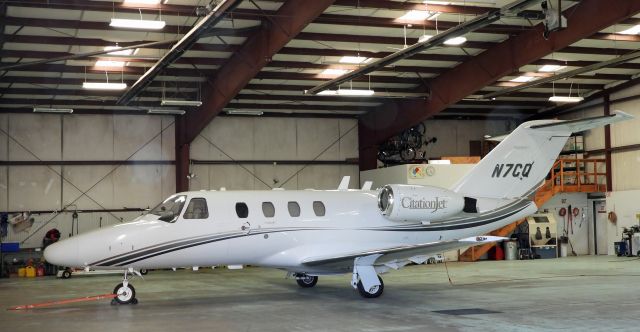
[300, 236, 507, 267]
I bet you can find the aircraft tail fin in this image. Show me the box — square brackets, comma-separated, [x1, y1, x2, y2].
[451, 111, 632, 199]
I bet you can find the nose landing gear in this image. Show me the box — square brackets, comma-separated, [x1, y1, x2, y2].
[111, 269, 139, 305]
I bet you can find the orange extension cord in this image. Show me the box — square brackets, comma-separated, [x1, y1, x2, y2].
[7, 293, 116, 310]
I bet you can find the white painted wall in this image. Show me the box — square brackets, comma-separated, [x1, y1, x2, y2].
[360, 164, 475, 190]
[189, 117, 359, 190]
[538, 193, 590, 255]
[0, 113, 175, 248]
[558, 83, 640, 254]
[606, 190, 640, 256]
[421, 119, 513, 158]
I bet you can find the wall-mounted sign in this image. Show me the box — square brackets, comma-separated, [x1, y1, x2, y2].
[408, 165, 425, 179]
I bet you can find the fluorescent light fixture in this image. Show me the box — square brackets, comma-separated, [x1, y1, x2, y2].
[95, 60, 125, 68]
[161, 99, 203, 107]
[226, 110, 264, 116]
[339, 56, 371, 64]
[104, 46, 136, 56]
[510, 76, 535, 83]
[110, 18, 166, 30]
[317, 90, 337, 96]
[148, 109, 186, 115]
[618, 25, 640, 35]
[398, 10, 440, 21]
[33, 107, 74, 114]
[124, 0, 161, 4]
[538, 64, 566, 72]
[337, 89, 375, 96]
[425, 1, 451, 5]
[83, 82, 128, 90]
[428, 12, 441, 20]
[443, 36, 466, 45]
[320, 68, 350, 76]
[549, 96, 584, 103]
[418, 34, 433, 43]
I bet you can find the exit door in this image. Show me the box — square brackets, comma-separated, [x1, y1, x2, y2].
[593, 200, 608, 255]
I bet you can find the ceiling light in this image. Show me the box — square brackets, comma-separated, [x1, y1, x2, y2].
[339, 56, 371, 64]
[110, 18, 166, 30]
[418, 35, 433, 43]
[161, 100, 202, 107]
[95, 60, 125, 68]
[226, 110, 264, 116]
[320, 68, 350, 76]
[549, 96, 584, 103]
[33, 107, 74, 114]
[124, 0, 161, 4]
[148, 109, 186, 115]
[510, 76, 535, 83]
[83, 82, 128, 90]
[428, 12, 441, 20]
[398, 10, 440, 21]
[424, 1, 451, 4]
[316, 90, 337, 96]
[337, 89, 375, 96]
[104, 46, 136, 56]
[539, 64, 566, 72]
[443, 36, 467, 45]
[618, 25, 640, 35]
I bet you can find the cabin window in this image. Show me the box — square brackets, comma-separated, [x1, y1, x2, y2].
[183, 198, 209, 219]
[236, 202, 249, 218]
[288, 201, 301, 217]
[262, 202, 275, 218]
[313, 201, 326, 217]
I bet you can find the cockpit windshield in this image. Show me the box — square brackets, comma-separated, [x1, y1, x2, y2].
[149, 195, 187, 222]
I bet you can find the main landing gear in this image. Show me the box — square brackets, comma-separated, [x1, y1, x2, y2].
[351, 256, 385, 298]
[111, 269, 139, 305]
[294, 273, 318, 288]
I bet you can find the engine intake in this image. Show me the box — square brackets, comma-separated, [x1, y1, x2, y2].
[378, 184, 466, 222]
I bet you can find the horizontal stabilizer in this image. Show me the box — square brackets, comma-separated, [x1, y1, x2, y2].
[529, 111, 632, 132]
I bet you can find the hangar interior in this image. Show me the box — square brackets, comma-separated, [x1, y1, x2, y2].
[2, 0, 640, 330]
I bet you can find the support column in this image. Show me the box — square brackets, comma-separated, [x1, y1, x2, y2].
[358, 120, 378, 171]
[175, 116, 190, 193]
[603, 94, 613, 192]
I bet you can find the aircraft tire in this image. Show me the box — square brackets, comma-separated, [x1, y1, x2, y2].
[140, 269, 148, 275]
[113, 283, 136, 305]
[61, 269, 72, 279]
[296, 275, 318, 288]
[357, 276, 384, 298]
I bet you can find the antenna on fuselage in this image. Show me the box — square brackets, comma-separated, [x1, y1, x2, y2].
[361, 181, 373, 190]
[337, 176, 350, 190]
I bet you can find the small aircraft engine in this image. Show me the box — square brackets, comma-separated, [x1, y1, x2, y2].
[377, 184, 473, 222]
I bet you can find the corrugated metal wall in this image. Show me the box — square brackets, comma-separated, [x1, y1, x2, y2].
[0, 113, 175, 247]
[189, 117, 360, 190]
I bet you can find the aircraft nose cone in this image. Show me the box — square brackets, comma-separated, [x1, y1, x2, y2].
[44, 239, 79, 267]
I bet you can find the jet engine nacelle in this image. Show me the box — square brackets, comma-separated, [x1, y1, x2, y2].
[377, 184, 468, 222]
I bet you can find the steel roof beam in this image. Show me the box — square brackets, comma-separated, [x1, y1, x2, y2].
[116, 0, 243, 105]
[358, 0, 640, 170]
[179, 0, 336, 145]
[305, 0, 545, 95]
[483, 49, 640, 99]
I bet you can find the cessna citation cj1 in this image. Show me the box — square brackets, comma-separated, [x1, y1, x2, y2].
[44, 111, 631, 303]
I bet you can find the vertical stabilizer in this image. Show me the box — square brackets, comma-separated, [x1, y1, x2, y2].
[451, 111, 632, 199]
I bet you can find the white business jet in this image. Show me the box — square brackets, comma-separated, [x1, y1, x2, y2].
[44, 112, 631, 303]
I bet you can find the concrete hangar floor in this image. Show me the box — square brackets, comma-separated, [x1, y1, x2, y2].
[1, 256, 638, 332]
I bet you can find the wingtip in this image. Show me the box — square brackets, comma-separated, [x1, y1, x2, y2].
[613, 110, 634, 120]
